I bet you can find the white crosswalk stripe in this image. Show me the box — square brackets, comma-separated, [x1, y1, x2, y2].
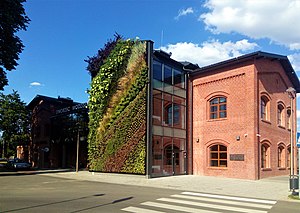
[121, 191, 277, 213]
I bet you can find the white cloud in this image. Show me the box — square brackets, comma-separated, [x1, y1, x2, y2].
[200, 0, 300, 50]
[29, 82, 43, 87]
[161, 39, 258, 67]
[288, 54, 300, 72]
[175, 7, 194, 20]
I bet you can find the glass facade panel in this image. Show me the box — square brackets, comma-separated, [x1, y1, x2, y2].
[174, 87, 186, 98]
[153, 79, 163, 90]
[153, 61, 162, 81]
[174, 69, 185, 89]
[151, 59, 187, 177]
[164, 65, 172, 85]
[152, 135, 163, 176]
[153, 97, 162, 125]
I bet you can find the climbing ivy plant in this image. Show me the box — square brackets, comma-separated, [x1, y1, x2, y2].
[87, 37, 147, 174]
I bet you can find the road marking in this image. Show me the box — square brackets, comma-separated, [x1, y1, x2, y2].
[141, 201, 218, 213]
[157, 197, 268, 213]
[171, 194, 273, 209]
[181, 192, 277, 205]
[122, 206, 166, 213]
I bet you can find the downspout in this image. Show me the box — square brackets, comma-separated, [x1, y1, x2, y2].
[256, 64, 261, 180]
[183, 67, 194, 175]
[188, 74, 193, 174]
[146, 40, 154, 178]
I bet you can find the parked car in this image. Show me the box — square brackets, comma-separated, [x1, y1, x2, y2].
[6, 158, 31, 170]
[0, 158, 7, 168]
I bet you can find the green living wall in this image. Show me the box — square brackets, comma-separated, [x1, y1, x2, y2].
[87, 38, 147, 174]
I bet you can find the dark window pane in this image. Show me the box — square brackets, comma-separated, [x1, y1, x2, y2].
[164, 65, 172, 85]
[211, 153, 218, 159]
[210, 113, 217, 119]
[220, 160, 227, 167]
[219, 112, 226, 118]
[210, 98, 219, 105]
[219, 97, 226, 103]
[153, 60, 162, 81]
[220, 153, 227, 159]
[210, 145, 218, 151]
[219, 145, 227, 151]
[211, 106, 217, 112]
[174, 69, 184, 88]
[211, 160, 218, 167]
[219, 104, 226, 111]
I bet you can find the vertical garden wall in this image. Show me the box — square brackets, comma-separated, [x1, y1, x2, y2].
[87, 38, 148, 174]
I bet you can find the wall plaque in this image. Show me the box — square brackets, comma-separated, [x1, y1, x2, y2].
[230, 154, 244, 161]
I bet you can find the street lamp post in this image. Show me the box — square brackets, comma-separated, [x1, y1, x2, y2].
[286, 87, 297, 196]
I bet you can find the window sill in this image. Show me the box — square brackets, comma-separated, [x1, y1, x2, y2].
[261, 168, 272, 171]
[278, 167, 286, 170]
[208, 166, 228, 170]
[261, 119, 271, 124]
[277, 125, 286, 130]
[208, 118, 227, 122]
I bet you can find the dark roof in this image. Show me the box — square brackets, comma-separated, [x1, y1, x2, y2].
[27, 95, 75, 109]
[190, 51, 300, 92]
[153, 50, 199, 71]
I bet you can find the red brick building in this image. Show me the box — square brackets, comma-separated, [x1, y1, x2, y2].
[190, 52, 300, 180]
[27, 95, 88, 169]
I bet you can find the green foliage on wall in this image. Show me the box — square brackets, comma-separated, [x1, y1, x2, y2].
[87, 38, 147, 174]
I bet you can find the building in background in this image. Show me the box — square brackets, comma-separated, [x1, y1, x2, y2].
[27, 95, 88, 169]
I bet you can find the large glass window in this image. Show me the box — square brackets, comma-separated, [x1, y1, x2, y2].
[210, 144, 227, 167]
[209, 97, 227, 119]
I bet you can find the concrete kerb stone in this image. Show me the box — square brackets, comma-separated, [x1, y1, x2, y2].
[39, 171, 293, 201]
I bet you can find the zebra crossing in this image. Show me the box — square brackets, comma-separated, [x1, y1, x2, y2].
[121, 191, 277, 213]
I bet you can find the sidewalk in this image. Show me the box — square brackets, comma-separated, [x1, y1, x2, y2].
[39, 170, 296, 201]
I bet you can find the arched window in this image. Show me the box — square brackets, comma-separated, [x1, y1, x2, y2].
[277, 104, 284, 127]
[210, 144, 227, 167]
[261, 96, 270, 121]
[278, 145, 285, 168]
[209, 97, 227, 119]
[261, 143, 270, 168]
[164, 104, 180, 126]
[287, 146, 291, 168]
[287, 108, 291, 129]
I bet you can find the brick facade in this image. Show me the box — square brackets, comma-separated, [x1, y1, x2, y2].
[190, 53, 299, 180]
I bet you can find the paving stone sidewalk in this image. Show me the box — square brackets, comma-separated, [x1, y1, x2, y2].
[39, 170, 297, 201]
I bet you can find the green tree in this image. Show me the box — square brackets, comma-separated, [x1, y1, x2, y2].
[0, 91, 30, 157]
[0, 0, 30, 90]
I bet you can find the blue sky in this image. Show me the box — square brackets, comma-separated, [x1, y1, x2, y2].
[4, 0, 300, 123]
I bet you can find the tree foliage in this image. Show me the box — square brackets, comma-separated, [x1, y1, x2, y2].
[85, 33, 122, 78]
[0, 91, 30, 157]
[0, 0, 30, 90]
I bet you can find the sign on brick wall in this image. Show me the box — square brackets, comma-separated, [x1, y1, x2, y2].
[230, 154, 244, 161]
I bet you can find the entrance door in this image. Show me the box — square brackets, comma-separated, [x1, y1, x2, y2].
[164, 141, 186, 175]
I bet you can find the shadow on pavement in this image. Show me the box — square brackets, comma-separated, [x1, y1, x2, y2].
[0, 168, 76, 176]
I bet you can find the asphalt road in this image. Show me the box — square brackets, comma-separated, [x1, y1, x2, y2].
[0, 174, 178, 213]
[1, 173, 300, 212]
